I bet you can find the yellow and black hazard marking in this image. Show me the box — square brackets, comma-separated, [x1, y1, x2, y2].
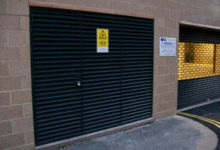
[178, 112, 220, 129]
[96, 28, 109, 53]
[97, 29, 109, 47]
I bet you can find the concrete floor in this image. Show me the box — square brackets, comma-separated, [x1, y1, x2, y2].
[57, 115, 217, 150]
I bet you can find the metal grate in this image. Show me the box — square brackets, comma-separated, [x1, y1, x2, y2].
[178, 25, 220, 109]
[178, 75, 220, 109]
[178, 43, 220, 80]
[30, 7, 154, 146]
[180, 26, 220, 44]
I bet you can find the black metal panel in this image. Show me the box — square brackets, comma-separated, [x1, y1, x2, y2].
[180, 25, 220, 44]
[178, 75, 220, 109]
[30, 7, 83, 145]
[30, 6, 153, 146]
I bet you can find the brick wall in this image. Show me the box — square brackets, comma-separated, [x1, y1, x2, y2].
[0, 0, 219, 149]
[0, 0, 34, 150]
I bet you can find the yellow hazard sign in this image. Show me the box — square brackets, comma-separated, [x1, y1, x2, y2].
[97, 28, 109, 53]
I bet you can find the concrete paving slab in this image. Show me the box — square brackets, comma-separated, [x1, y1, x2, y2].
[57, 115, 217, 150]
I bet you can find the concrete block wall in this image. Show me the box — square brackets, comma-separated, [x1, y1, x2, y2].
[0, 0, 219, 149]
[0, 0, 34, 149]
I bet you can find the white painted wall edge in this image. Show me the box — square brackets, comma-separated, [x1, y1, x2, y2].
[178, 98, 220, 112]
[180, 21, 220, 30]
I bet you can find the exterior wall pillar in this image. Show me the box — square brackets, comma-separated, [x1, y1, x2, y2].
[0, 0, 34, 149]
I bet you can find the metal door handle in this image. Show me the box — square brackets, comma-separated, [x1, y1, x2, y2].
[77, 81, 81, 86]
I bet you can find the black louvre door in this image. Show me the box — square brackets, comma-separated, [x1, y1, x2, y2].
[30, 8, 83, 144]
[30, 7, 153, 146]
[81, 13, 121, 133]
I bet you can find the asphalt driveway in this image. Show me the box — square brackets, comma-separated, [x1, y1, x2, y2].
[57, 115, 217, 150]
[181, 101, 220, 150]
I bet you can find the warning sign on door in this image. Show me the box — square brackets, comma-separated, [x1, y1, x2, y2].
[97, 28, 109, 53]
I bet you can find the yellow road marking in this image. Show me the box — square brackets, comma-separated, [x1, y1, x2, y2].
[179, 112, 220, 126]
[178, 112, 220, 129]
[178, 112, 220, 128]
